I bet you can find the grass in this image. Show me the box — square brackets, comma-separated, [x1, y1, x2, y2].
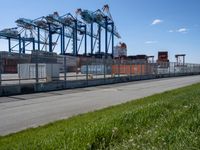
[0, 83, 200, 150]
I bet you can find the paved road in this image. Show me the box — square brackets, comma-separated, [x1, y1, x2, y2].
[0, 75, 200, 135]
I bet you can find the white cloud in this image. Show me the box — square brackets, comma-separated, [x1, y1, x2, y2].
[177, 28, 188, 33]
[168, 28, 189, 33]
[145, 41, 158, 44]
[151, 19, 163, 25]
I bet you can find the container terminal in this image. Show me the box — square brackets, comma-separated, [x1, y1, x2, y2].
[0, 5, 200, 96]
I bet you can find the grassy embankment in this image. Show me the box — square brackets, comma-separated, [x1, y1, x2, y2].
[0, 83, 200, 149]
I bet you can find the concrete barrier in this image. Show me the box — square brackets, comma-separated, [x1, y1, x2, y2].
[0, 85, 21, 96]
[0, 73, 200, 97]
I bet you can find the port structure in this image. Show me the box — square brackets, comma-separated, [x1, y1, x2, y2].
[76, 4, 121, 57]
[147, 56, 155, 63]
[0, 14, 94, 55]
[175, 54, 186, 66]
[0, 17, 64, 54]
[0, 5, 120, 57]
[0, 26, 37, 54]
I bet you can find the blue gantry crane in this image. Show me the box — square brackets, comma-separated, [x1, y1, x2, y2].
[15, 18, 50, 53]
[76, 4, 121, 57]
[0, 26, 37, 53]
[45, 12, 97, 55]
[0, 18, 58, 53]
[0, 5, 121, 58]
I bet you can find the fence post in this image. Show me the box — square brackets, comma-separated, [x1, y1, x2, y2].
[35, 52, 39, 91]
[140, 63, 142, 80]
[154, 63, 157, 78]
[112, 59, 115, 79]
[174, 62, 176, 77]
[130, 60, 132, 80]
[168, 62, 170, 77]
[86, 58, 89, 85]
[95, 58, 97, 79]
[193, 64, 195, 74]
[104, 58, 106, 83]
[195, 64, 197, 74]
[191, 64, 194, 74]
[64, 56, 67, 88]
[199, 65, 200, 74]
[18, 54, 21, 85]
[118, 59, 120, 78]
[0, 53, 2, 86]
[0, 68, 1, 86]
[185, 63, 187, 75]
[146, 62, 148, 78]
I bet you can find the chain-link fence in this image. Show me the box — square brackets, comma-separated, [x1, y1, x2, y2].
[1, 52, 200, 89]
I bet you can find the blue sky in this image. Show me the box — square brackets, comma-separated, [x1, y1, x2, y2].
[0, 0, 200, 63]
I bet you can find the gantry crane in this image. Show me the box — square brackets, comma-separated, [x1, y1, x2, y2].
[76, 4, 121, 57]
[0, 5, 121, 57]
[16, 17, 73, 53]
[0, 26, 37, 53]
[45, 12, 97, 55]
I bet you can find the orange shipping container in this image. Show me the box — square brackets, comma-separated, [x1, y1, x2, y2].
[112, 64, 151, 75]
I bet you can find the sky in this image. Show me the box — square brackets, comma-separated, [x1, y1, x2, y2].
[0, 0, 200, 63]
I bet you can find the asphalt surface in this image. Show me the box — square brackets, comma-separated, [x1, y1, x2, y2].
[0, 75, 200, 136]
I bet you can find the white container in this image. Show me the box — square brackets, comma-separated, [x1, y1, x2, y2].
[18, 63, 60, 81]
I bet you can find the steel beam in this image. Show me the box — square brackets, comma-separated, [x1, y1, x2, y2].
[91, 23, 93, 54]
[105, 17, 108, 57]
[37, 27, 40, 50]
[8, 38, 11, 53]
[98, 25, 101, 53]
[48, 24, 53, 53]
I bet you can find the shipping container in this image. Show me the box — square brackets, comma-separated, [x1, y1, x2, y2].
[18, 63, 60, 82]
[112, 64, 153, 75]
[0, 51, 31, 73]
[157, 51, 169, 62]
[81, 65, 111, 75]
[4, 65, 17, 73]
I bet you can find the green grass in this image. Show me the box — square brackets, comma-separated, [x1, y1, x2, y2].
[0, 83, 200, 150]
